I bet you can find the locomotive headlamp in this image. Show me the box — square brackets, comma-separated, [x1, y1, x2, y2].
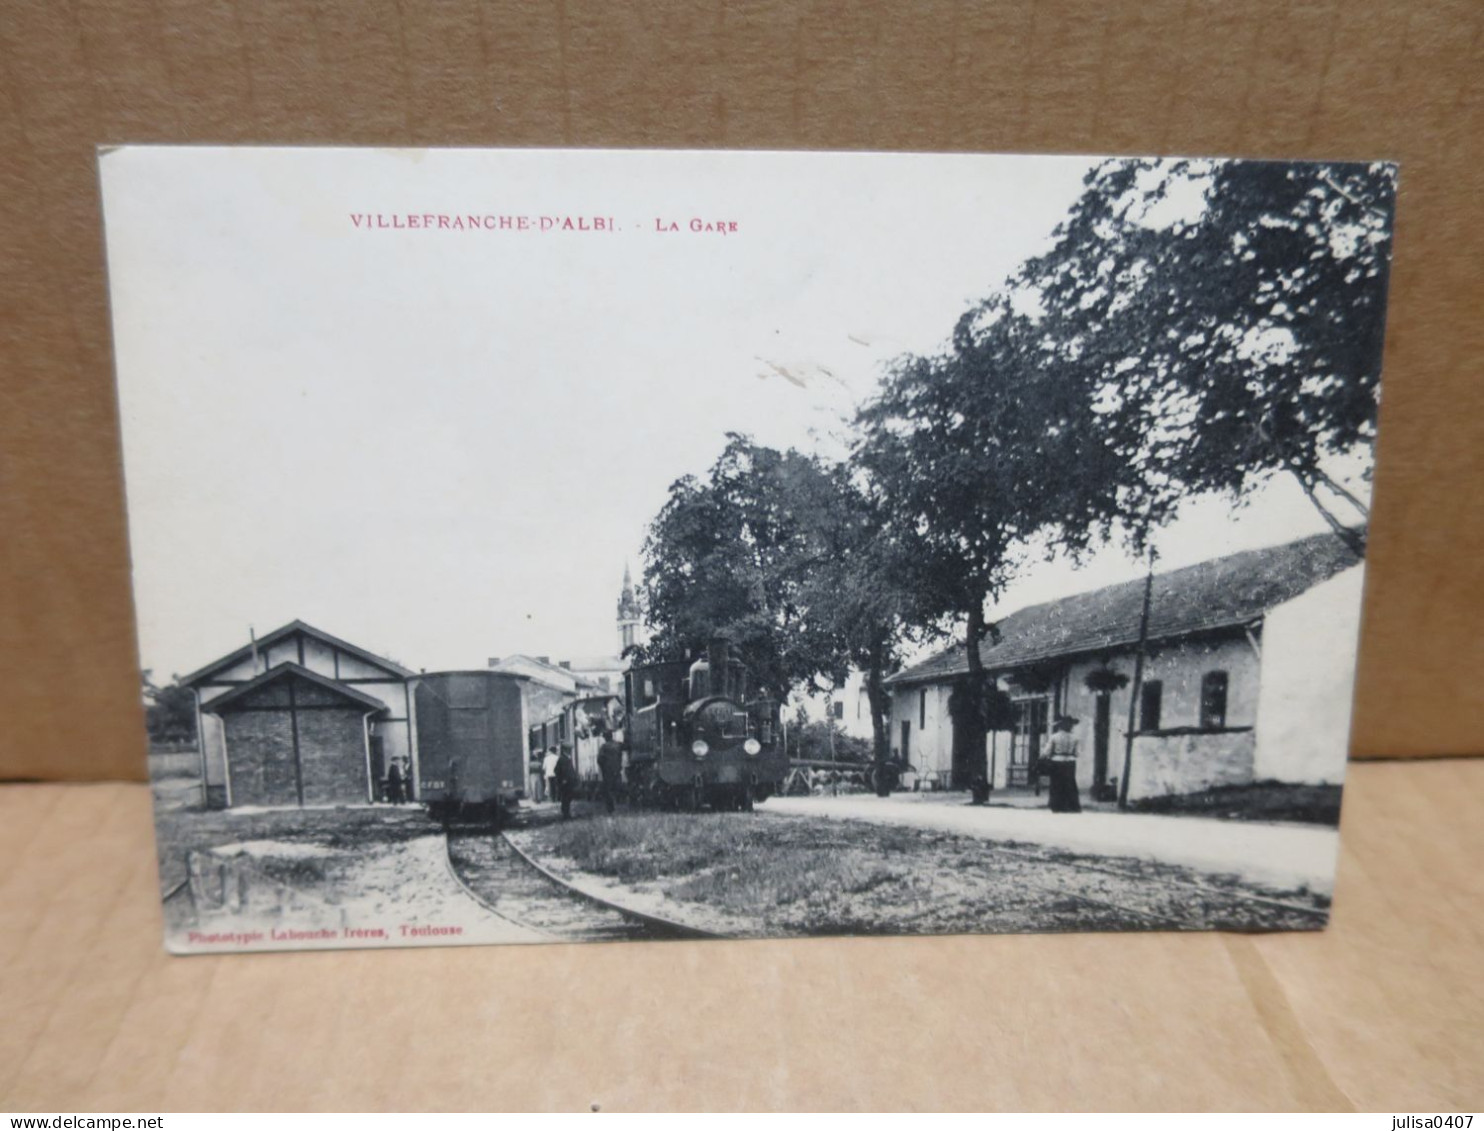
[743, 738, 762, 756]
[691, 740, 709, 757]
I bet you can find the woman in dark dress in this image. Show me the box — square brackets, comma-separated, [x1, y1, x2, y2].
[1045, 715, 1082, 813]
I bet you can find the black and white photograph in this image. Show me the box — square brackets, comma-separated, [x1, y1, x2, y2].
[100, 146, 1395, 952]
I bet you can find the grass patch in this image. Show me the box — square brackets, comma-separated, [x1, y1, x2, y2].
[531, 812, 775, 884]
[519, 808, 1332, 936]
[670, 849, 912, 916]
[524, 811, 932, 924]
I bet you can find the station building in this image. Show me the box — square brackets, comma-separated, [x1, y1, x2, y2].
[884, 532, 1365, 801]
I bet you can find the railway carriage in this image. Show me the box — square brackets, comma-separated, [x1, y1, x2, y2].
[413, 670, 528, 825]
[528, 692, 622, 795]
[624, 637, 786, 810]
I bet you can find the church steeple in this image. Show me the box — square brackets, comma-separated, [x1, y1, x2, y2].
[616, 563, 642, 652]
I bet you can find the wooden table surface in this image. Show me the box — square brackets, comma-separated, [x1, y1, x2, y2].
[2, 759, 1480, 1112]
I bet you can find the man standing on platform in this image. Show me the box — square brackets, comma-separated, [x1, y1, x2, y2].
[596, 728, 623, 814]
[555, 744, 578, 819]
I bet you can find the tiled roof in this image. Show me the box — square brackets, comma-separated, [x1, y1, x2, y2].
[885, 531, 1362, 687]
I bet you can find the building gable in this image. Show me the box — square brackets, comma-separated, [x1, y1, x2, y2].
[202, 663, 390, 715]
[181, 620, 413, 688]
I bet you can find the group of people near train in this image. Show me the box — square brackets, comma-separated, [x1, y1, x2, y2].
[532, 728, 625, 819]
[386, 718, 1084, 814]
[526, 716, 1086, 816]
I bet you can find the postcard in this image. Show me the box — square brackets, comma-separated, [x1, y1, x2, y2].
[98, 147, 1395, 952]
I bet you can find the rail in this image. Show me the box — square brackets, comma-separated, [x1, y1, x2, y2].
[497, 831, 721, 940]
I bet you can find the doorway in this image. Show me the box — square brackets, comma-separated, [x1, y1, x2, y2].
[1009, 697, 1048, 787]
[1093, 692, 1111, 792]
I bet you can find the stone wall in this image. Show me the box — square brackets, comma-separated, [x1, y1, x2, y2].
[1124, 728, 1256, 801]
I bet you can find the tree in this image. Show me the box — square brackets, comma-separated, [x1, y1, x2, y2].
[854, 305, 1137, 788]
[637, 437, 914, 787]
[141, 670, 198, 747]
[1021, 158, 1395, 557]
[785, 460, 915, 792]
[785, 712, 871, 764]
[635, 435, 852, 702]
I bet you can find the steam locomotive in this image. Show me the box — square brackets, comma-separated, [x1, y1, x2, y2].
[623, 637, 786, 811]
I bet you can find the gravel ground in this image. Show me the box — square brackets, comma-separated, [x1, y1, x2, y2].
[155, 802, 544, 951]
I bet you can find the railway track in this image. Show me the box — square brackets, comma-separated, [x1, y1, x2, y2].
[444, 826, 715, 943]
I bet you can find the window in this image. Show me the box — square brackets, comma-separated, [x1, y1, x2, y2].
[1200, 671, 1228, 729]
[1140, 680, 1163, 731]
[919, 688, 927, 729]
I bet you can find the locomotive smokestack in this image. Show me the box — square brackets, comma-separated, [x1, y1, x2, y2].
[707, 635, 730, 673]
[707, 636, 730, 697]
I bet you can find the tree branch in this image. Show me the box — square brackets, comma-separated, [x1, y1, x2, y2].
[1312, 465, 1370, 519]
[1291, 468, 1367, 557]
[1318, 172, 1391, 223]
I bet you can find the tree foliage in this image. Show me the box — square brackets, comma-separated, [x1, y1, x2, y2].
[1018, 158, 1395, 555]
[636, 436, 912, 777]
[635, 436, 853, 701]
[141, 669, 197, 747]
[785, 712, 872, 764]
[785, 460, 915, 778]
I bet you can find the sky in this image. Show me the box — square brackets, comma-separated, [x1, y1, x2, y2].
[100, 147, 1369, 681]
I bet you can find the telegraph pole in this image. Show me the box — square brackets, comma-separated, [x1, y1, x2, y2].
[1118, 549, 1156, 810]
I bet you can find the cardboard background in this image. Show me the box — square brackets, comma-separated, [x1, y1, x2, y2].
[2, 0, 1482, 783]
